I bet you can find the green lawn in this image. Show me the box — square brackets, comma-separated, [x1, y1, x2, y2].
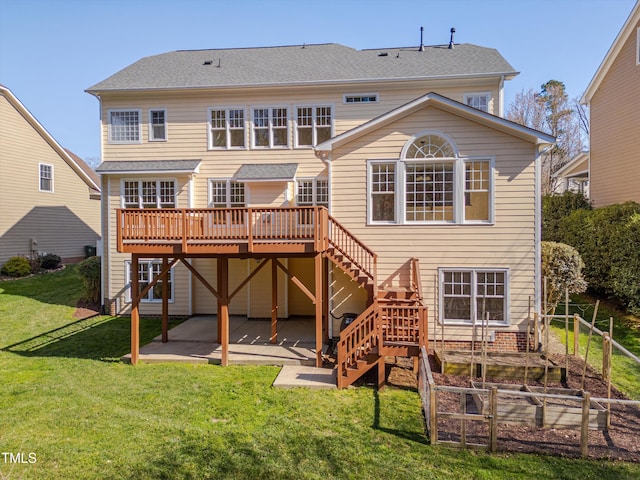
[1, 267, 639, 479]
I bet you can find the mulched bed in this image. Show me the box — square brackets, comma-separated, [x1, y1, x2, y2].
[382, 354, 640, 462]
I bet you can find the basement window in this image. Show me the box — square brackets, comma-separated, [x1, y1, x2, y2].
[125, 260, 174, 303]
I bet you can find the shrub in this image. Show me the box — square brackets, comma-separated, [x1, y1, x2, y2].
[77, 256, 101, 304]
[39, 253, 61, 270]
[541, 241, 587, 314]
[1, 256, 32, 278]
[542, 191, 591, 242]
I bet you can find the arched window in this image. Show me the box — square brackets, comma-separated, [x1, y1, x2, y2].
[403, 133, 456, 159]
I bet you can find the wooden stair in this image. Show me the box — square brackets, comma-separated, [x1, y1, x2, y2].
[325, 215, 427, 389]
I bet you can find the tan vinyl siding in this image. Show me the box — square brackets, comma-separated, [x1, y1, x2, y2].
[192, 258, 249, 315]
[330, 105, 537, 333]
[590, 18, 640, 207]
[0, 93, 100, 264]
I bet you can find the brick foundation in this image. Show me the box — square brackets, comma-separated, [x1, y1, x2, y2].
[432, 331, 530, 353]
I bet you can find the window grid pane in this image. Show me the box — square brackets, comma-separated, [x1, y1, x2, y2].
[141, 181, 157, 208]
[316, 179, 329, 207]
[40, 164, 52, 191]
[229, 182, 245, 207]
[443, 271, 472, 321]
[210, 181, 227, 208]
[272, 108, 288, 146]
[159, 181, 175, 208]
[298, 180, 314, 206]
[110, 111, 139, 142]
[124, 181, 140, 208]
[371, 163, 395, 221]
[405, 162, 454, 222]
[150, 110, 166, 140]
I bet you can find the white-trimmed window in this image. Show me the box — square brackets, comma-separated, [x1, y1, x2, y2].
[209, 180, 245, 208]
[343, 93, 378, 104]
[252, 107, 288, 148]
[370, 162, 396, 222]
[295, 105, 333, 147]
[367, 132, 493, 225]
[209, 108, 246, 149]
[109, 109, 141, 143]
[39, 163, 53, 192]
[439, 268, 509, 325]
[297, 178, 328, 207]
[126, 260, 174, 303]
[122, 180, 176, 208]
[463, 93, 491, 113]
[149, 109, 167, 141]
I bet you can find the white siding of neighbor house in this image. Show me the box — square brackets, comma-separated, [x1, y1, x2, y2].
[329, 105, 538, 339]
[0, 92, 100, 265]
[589, 16, 640, 207]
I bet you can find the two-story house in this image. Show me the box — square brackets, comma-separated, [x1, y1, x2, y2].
[581, 0, 640, 208]
[87, 42, 553, 386]
[0, 84, 101, 266]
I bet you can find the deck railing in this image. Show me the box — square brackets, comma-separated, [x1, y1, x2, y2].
[117, 206, 329, 253]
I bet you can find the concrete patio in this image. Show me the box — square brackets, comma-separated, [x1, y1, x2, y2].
[121, 315, 337, 389]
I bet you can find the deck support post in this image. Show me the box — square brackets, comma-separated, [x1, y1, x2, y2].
[130, 254, 140, 365]
[218, 257, 230, 366]
[323, 256, 329, 343]
[161, 256, 169, 343]
[314, 253, 323, 367]
[271, 258, 278, 344]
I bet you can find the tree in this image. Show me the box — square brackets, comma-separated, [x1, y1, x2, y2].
[506, 80, 586, 193]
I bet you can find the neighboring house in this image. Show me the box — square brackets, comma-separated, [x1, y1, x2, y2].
[581, 1, 640, 208]
[87, 42, 553, 384]
[0, 85, 101, 266]
[552, 152, 589, 197]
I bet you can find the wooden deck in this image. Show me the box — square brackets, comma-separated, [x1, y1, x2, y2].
[117, 206, 329, 255]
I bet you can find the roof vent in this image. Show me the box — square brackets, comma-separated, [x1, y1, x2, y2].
[203, 60, 213, 65]
[378, 52, 388, 57]
[419, 26, 425, 52]
[449, 27, 456, 49]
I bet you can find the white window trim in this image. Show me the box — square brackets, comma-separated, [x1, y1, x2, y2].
[125, 260, 175, 304]
[208, 178, 246, 207]
[148, 108, 167, 142]
[463, 92, 491, 113]
[120, 179, 178, 208]
[250, 106, 290, 149]
[367, 157, 495, 225]
[296, 177, 329, 207]
[108, 108, 142, 144]
[343, 93, 379, 104]
[438, 267, 510, 327]
[294, 104, 334, 148]
[39, 163, 54, 193]
[207, 106, 247, 150]
[637, 28, 640, 66]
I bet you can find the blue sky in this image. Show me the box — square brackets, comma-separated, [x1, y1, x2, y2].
[0, 0, 636, 162]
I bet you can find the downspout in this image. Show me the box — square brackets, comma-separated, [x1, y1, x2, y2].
[498, 75, 505, 117]
[97, 95, 107, 315]
[316, 149, 333, 337]
[534, 144, 552, 315]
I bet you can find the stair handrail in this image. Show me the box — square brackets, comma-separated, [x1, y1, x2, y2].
[336, 301, 379, 388]
[327, 213, 377, 285]
[410, 257, 424, 303]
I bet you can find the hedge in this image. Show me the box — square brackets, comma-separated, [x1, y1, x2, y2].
[555, 201, 640, 315]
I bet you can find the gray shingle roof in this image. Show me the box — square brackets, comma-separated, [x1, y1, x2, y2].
[87, 43, 517, 93]
[235, 163, 298, 181]
[96, 160, 201, 174]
